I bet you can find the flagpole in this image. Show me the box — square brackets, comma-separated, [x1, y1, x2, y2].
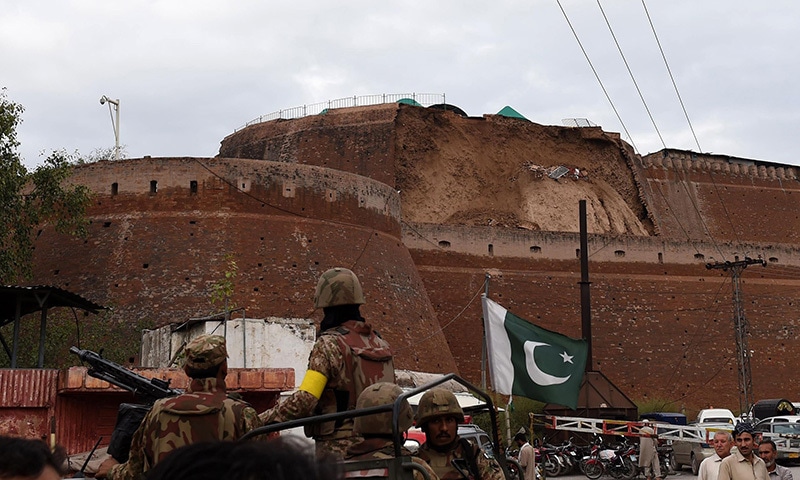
[481, 273, 490, 391]
[505, 398, 513, 448]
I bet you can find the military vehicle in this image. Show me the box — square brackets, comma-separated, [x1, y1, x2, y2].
[242, 373, 520, 480]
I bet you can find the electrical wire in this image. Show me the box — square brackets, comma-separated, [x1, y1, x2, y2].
[641, 0, 702, 152]
[556, 0, 639, 154]
[597, 0, 666, 150]
[392, 277, 488, 354]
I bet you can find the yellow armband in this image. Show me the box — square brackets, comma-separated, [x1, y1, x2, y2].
[298, 370, 328, 399]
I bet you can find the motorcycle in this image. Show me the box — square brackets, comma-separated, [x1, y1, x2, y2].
[556, 438, 581, 475]
[657, 444, 674, 476]
[583, 437, 637, 480]
[539, 442, 567, 477]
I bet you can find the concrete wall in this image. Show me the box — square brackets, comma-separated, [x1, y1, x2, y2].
[142, 318, 314, 387]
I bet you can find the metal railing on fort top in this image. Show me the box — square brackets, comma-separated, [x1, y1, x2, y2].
[233, 93, 446, 132]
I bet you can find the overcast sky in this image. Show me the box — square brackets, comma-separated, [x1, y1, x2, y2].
[4, 1, 799, 170]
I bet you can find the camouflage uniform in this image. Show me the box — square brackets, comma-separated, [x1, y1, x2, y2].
[417, 439, 504, 480]
[413, 388, 504, 480]
[260, 319, 394, 456]
[344, 382, 439, 480]
[106, 335, 260, 480]
[347, 438, 440, 480]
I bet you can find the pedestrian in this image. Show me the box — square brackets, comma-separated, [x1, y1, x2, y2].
[96, 334, 261, 479]
[414, 388, 504, 480]
[718, 422, 768, 480]
[345, 382, 439, 480]
[0, 436, 66, 480]
[639, 425, 662, 480]
[260, 267, 395, 457]
[758, 439, 793, 480]
[514, 432, 536, 480]
[698, 430, 736, 480]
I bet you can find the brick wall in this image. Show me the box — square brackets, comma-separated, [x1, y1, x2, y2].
[30, 157, 458, 374]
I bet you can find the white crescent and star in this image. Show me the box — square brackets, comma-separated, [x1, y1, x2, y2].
[524, 340, 573, 386]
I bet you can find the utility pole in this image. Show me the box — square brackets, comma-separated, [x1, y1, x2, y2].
[100, 95, 121, 160]
[579, 200, 593, 372]
[706, 255, 766, 415]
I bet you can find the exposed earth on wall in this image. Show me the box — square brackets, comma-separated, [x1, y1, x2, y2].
[393, 106, 655, 236]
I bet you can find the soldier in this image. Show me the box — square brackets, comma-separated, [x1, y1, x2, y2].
[260, 267, 395, 457]
[96, 335, 261, 479]
[414, 388, 504, 480]
[346, 382, 439, 480]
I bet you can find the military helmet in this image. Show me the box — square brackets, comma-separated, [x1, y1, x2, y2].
[354, 382, 413, 435]
[415, 388, 465, 429]
[313, 267, 366, 309]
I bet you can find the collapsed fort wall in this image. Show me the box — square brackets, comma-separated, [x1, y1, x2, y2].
[28, 103, 800, 414]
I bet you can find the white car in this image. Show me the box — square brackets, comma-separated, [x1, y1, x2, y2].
[695, 408, 737, 425]
[754, 415, 800, 462]
[672, 422, 733, 475]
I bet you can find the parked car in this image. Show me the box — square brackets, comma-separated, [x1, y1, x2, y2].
[672, 422, 732, 475]
[404, 423, 494, 455]
[695, 408, 737, 425]
[640, 412, 687, 425]
[753, 415, 800, 462]
[750, 399, 796, 422]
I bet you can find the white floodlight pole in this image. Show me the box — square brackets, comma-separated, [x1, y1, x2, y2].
[100, 95, 121, 160]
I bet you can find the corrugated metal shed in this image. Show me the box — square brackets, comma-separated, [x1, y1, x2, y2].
[0, 285, 106, 368]
[0, 369, 59, 438]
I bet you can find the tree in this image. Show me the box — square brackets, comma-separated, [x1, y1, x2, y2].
[0, 88, 91, 283]
[210, 253, 239, 319]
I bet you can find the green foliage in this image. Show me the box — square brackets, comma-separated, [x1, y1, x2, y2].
[210, 253, 239, 311]
[76, 146, 129, 164]
[635, 397, 681, 415]
[0, 88, 92, 283]
[0, 307, 155, 369]
[472, 393, 546, 447]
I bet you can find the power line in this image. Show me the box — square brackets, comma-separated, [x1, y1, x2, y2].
[556, 0, 639, 154]
[597, 0, 666, 150]
[641, 0, 702, 152]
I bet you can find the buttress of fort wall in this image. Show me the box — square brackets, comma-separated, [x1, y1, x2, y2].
[219, 104, 399, 187]
[31, 157, 458, 374]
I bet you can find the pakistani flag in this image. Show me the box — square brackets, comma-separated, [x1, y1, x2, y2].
[481, 295, 588, 409]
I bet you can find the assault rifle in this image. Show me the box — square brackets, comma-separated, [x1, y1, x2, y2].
[70, 347, 181, 403]
[70, 347, 182, 462]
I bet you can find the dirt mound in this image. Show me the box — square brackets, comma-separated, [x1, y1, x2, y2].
[394, 106, 652, 235]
